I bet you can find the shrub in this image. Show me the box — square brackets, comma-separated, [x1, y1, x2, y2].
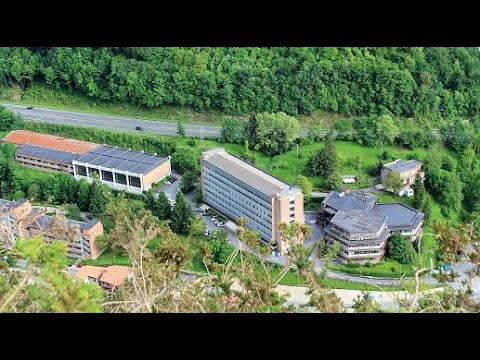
[388, 233, 416, 265]
[391, 266, 397, 272]
[13, 190, 26, 200]
[298, 152, 304, 159]
[187, 138, 197, 147]
[364, 261, 374, 268]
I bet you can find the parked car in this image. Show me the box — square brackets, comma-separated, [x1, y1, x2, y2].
[26, 105, 34, 110]
[135, 126, 144, 131]
[217, 222, 226, 227]
[204, 228, 210, 236]
[194, 208, 203, 212]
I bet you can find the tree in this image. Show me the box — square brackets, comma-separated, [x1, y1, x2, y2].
[88, 180, 112, 217]
[248, 112, 300, 156]
[412, 173, 427, 211]
[27, 183, 41, 202]
[432, 221, 476, 263]
[325, 172, 342, 190]
[76, 179, 90, 211]
[220, 118, 247, 144]
[180, 170, 198, 193]
[388, 233, 416, 264]
[294, 175, 312, 203]
[0, 105, 24, 131]
[464, 175, 480, 213]
[305, 133, 338, 178]
[385, 171, 404, 194]
[177, 120, 186, 137]
[1, 237, 104, 313]
[170, 191, 195, 234]
[171, 147, 200, 174]
[0, 143, 16, 160]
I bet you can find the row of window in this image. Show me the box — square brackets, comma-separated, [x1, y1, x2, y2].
[204, 175, 272, 223]
[205, 164, 272, 203]
[204, 167, 272, 211]
[204, 185, 273, 232]
[204, 189, 272, 239]
[75, 165, 142, 188]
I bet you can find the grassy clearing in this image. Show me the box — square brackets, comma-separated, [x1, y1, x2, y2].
[81, 251, 130, 266]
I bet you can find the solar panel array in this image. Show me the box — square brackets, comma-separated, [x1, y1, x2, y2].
[17, 144, 80, 164]
[74, 146, 168, 175]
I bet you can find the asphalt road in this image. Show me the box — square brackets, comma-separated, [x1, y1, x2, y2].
[4, 104, 221, 138]
[3, 104, 441, 140]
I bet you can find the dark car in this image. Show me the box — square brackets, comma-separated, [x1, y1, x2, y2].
[135, 126, 144, 131]
[26, 106, 34, 110]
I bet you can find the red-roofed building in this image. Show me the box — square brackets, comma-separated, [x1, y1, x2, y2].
[2, 130, 99, 154]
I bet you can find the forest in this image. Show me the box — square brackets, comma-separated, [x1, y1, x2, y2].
[1, 47, 480, 119]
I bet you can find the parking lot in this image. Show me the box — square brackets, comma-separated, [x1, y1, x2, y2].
[153, 171, 182, 201]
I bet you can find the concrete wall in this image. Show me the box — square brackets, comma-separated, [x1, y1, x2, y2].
[273, 191, 304, 255]
[81, 221, 104, 260]
[143, 159, 172, 190]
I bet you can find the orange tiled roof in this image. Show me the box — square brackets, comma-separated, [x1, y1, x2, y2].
[3, 130, 99, 154]
[98, 266, 130, 287]
[76, 266, 105, 281]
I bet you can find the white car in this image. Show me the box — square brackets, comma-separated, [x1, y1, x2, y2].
[217, 222, 226, 227]
[204, 229, 210, 236]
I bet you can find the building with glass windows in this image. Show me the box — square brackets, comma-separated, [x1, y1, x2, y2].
[201, 148, 304, 254]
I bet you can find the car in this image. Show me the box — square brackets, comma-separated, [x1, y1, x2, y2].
[165, 181, 171, 185]
[135, 126, 144, 131]
[194, 208, 203, 212]
[26, 106, 34, 110]
[217, 222, 225, 227]
[204, 229, 210, 236]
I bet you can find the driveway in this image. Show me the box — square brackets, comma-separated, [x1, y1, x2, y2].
[153, 170, 182, 201]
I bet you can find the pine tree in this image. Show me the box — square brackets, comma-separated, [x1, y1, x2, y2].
[155, 192, 172, 221]
[88, 180, 112, 217]
[170, 191, 194, 234]
[177, 120, 186, 137]
[412, 173, 427, 210]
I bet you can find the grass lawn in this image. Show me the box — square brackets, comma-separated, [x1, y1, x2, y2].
[81, 251, 130, 266]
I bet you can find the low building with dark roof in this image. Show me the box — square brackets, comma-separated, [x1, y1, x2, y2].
[320, 190, 425, 263]
[15, 144, 80, 174]
[381, 159, 424, 190]
[201, 148, 304, 254]
[73, 145, 171, 194]
[372, 203, 424, 241]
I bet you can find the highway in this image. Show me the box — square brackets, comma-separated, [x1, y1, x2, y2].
[3, 104, 222, 138]
[3, 104, 441, 140]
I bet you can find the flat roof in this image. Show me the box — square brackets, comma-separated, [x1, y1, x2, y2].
[74, 145, 169, 175]
[330, 209, 386, 236]
[3, 130, 99, 154]
[17, 144, 80, 164]
[372, 203, 424, 230]
[203, 148, 300, 197]
[383, 159, 422, 173]
[323, 190, 377, 212]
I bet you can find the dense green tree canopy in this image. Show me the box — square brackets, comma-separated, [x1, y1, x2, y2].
[3, 47, 479, 119]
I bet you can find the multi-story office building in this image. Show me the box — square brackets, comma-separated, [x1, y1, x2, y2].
[201, 148, 304, 254]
